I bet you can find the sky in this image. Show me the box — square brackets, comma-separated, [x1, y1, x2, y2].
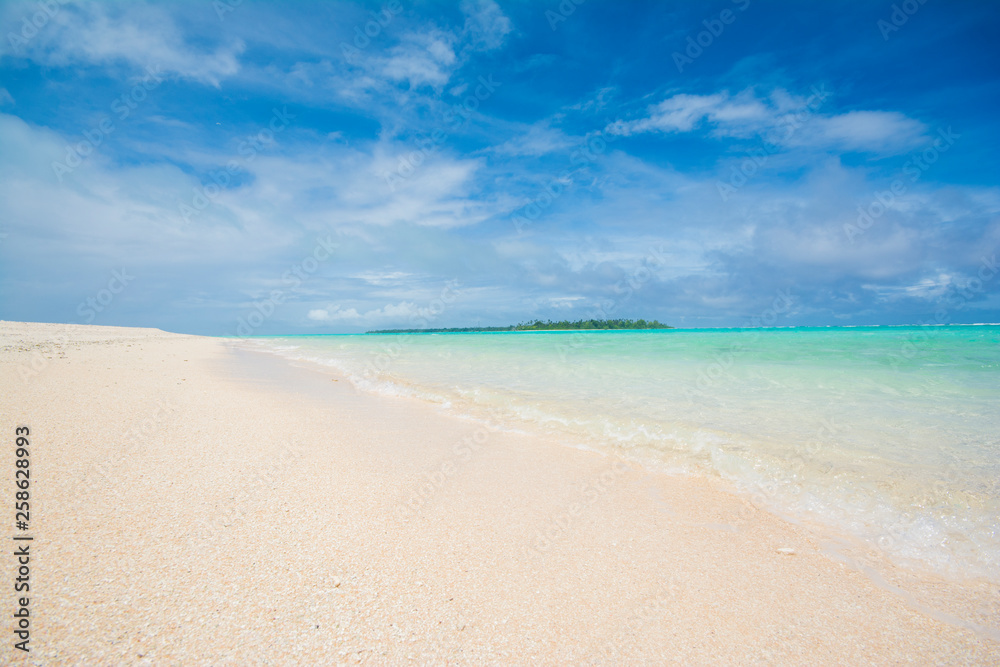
[0, 0, 998, 335]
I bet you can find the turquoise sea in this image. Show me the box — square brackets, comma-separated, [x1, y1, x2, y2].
[247, 325, 1000, 582]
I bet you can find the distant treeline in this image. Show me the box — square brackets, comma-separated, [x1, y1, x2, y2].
[366, 318, 673, 334]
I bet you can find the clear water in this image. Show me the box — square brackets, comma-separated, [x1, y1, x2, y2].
[244, 325, 1000, 581]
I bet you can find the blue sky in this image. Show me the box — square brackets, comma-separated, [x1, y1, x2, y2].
[1, 0, 998, 334]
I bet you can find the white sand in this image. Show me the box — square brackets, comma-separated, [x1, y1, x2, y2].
[1, 321, 997, 664]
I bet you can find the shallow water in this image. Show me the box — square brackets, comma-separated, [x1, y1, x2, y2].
[245, 325, 1000, 582]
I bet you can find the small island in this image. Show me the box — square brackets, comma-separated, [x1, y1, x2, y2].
[366, 318, 674, 334]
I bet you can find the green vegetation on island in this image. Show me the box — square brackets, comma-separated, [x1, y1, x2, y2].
[366, 318, 673, 334]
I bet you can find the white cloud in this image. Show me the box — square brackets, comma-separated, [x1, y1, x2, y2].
[608, 93, 728, 135]
[368, 0, 510, 92]
[461, 0, 513, 51]
[354, 271, 413, 285]
[607, 88, 928, 154]
[804, 111, 927, 153]
[379, 30, 458, 89]
[317, 1, 509, 95]
[307, 308, 333, 321]
[568, 86, 618, 113]
[549, 296, 585, 308]
[0, 111, 297, 299]
[4, 2, 244, 86]
[117, 128, 496, 231]
[0, 88, 13, 106]
[861, 274, 955, 302]
[307, 302, 420, 324]
[493, 122, 576, 157]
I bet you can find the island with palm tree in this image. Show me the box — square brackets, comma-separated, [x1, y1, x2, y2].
[366, 318, 673, 334]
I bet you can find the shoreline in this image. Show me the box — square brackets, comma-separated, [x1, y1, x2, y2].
[2, 321, 997, 663]
[240, 336, 1000, 643]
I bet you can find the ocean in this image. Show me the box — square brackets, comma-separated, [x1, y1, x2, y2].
[245, 325, 1000, 582]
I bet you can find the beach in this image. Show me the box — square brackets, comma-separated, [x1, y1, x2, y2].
[2, 321, 998, 664]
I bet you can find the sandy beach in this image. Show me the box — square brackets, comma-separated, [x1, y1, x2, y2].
[1, 321, 997, 665]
